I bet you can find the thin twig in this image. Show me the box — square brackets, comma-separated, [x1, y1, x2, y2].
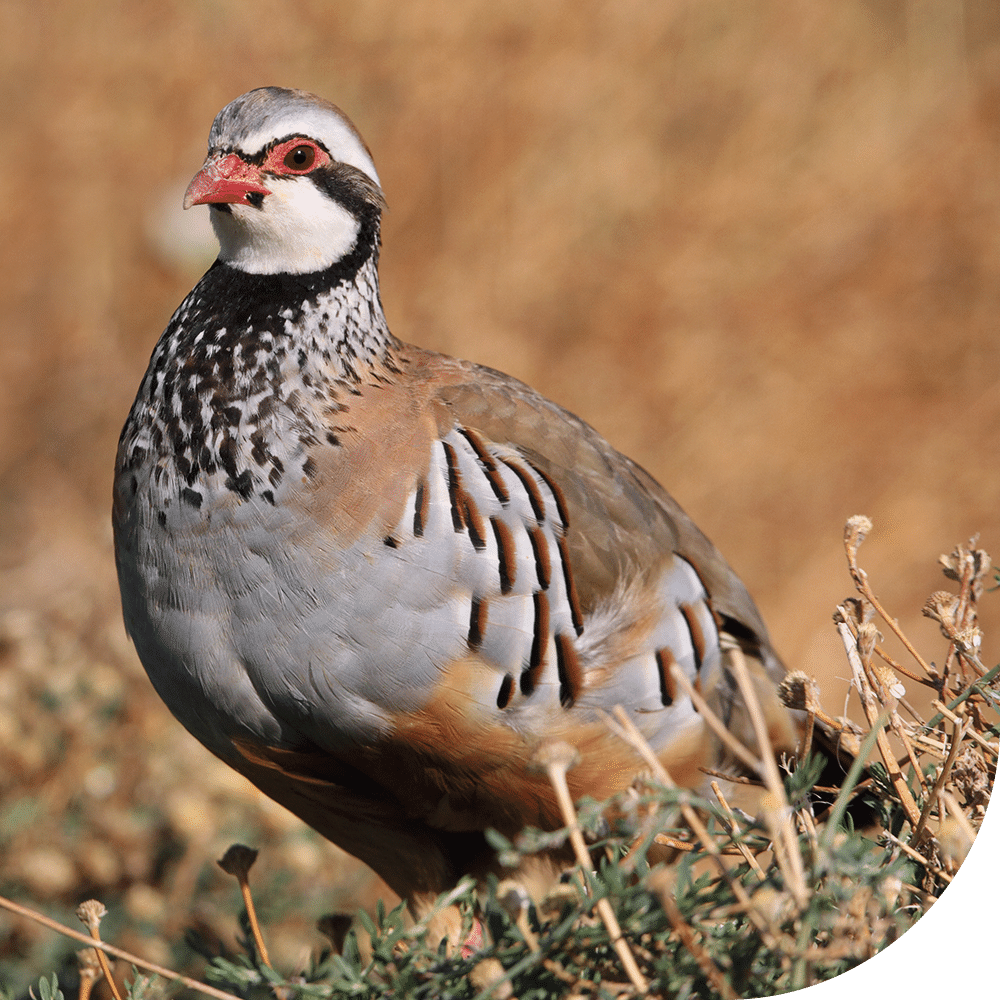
[836, 616, 922, 828]
[602, 708, 773, 938]
[932, 700, 999, 756]
[723, 643, 809, 910]
[667, 664, 763, 774]
[911, 717, 968, 846]
[843, 516, 936, 679]
[881, 832, 953, 884]
[531, 741, 649, 995]
[76, 902, 124, 1000]
[0, 894, 244, 1000]
[217, 845, 271, 967]
[711, 781, 767, 882]
[874, 644, 936, 687]
[658, 890, 737, 1000]
[924, 663, 1000, 731]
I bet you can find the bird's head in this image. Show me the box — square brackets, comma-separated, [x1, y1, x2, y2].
[184, 87, 385, 275]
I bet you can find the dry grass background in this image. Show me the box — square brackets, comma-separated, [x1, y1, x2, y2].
[1, 0, 998, 993]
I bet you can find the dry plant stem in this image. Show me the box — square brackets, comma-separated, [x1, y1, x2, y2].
[928, 663, 1000, 729]
[724, 644, 809, 910]
[534, 742, 649, 995]
[840, 616, 927, 789]
[796, 805, 820, 858]
[909, 733, 949, 759]
[605, 709, 777, 983]
[0, 894, 244, 1000]
[666, 664, 763, 774]
[933, 699, 999, 756]
[892, 721, 927, 792]
[698, 767, 755, 786]
[882, 832, 953, 883]
[76, 950, 102, 1000]
[799, 709, 815, 761]
[874, 644, 935, 687]
[843, 518, 936, 680]
[711, 781, 767, 882]
[911, 718, 968, 846]
[659, 891, 737, 1000]
[652, 835, 753, 857]
[77, 902, 124, 1000]
[898, 694, 927, 725]
[652, 834, 695, 853]
[836, 617, 921, 828]
[217, 846, 271, 968]
[237, 879, 270, 966]
[91, 949, 120, 1000]
[604, 708, 772, 939]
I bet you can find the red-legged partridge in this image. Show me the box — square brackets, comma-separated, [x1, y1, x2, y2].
[114, 87, 797, 917]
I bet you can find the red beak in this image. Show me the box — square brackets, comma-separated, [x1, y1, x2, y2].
[183, 153, 271, 208]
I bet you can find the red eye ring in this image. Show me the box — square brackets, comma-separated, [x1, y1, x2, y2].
[283, 143, 316, 171]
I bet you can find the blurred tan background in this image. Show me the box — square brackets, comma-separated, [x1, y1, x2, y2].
[1, 0, 998, 985]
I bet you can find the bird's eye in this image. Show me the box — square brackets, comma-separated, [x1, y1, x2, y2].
[284, 144, 316, 171]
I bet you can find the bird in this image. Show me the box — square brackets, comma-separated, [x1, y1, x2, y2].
[113, 87, 799, 923]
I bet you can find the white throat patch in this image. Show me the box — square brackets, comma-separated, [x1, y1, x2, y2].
[209, 176, 360, 275]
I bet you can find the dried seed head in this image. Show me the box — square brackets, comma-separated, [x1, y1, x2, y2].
[777, 671, 821, 712]
[839, 597, 874, 628]
[76, 900, 108, 934]
[951, 746, 991, 808]
[76, 949, 102, 980]
[871, 660, 905, 702]
[529, 740, 580, 775]
[856, 622, 880, 663]
[75, 948, 103, 1000]
[953, 625, 983, 653]
[939, 538, 991, 584]
[923, 591, 960, 633]
[218, 844, 259, 880]
[844, 515, 873, 557]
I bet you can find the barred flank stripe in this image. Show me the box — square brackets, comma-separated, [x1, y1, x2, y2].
[442, 441, 464, 532]
[468, 595, 488, 649]
[500, 457, 546, 522]
[461, 492, 487, 551]
[457, 426, 510, 505]
[557, 535, 585, 636]
[521, 591, 550, 696]
[554, 632, 582, 708]
[496, 673, 515, 709]
[491, 517, 516, 594]
[413, 478, 428, 537]
[679, 602, 707, 671]
[529, 590, 550, 667]
[526, 460, 570, 531]
[527, 525, 552, 589]
[655, 647, 677, 706]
